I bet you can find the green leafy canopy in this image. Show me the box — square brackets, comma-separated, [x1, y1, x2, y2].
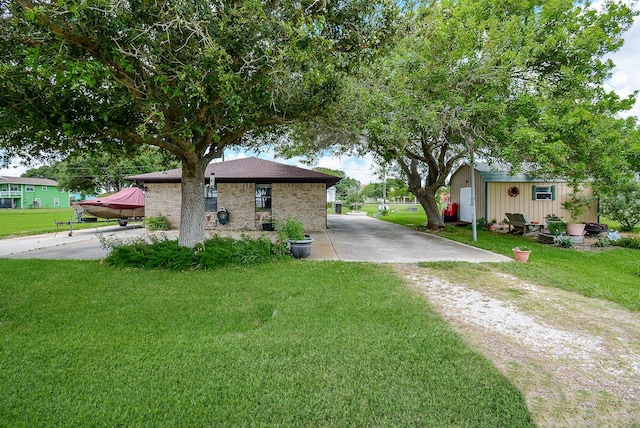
[0, 0, 397, 246]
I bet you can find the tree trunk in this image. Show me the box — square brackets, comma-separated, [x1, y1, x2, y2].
[415, 190, 444, 229]
[178, 160, 206, 248]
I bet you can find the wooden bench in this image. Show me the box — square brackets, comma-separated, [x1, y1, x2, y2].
[505, 213, 543, 235]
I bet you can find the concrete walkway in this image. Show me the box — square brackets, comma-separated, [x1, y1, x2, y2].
[0, 214, 511, 263]
[0, 225, 177, 260]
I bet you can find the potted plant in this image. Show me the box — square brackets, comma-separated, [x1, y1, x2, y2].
[278, 216, 313, 259]
[544, 214, 566, 236]
[561, 189, 593, 236]
[512, 246, 531, 262]
[260, 214, 275, 231]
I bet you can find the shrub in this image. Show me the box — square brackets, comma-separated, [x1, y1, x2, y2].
[592, 235, 611, 248]
[105, 235, 281, 270]
[545, 213, 563, 222]
[106, 236, 195, 270]
[613, 237, 640, 250]
[547, 221, 566, 236]
[476, 218, 488, 230]
[277, 216, 305, 241]
[598, 180, 640, 231]
[146, 215, 169, 231]
[554, 236, 574, 248]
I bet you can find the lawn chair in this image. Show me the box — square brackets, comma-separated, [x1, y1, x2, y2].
[505, 213, 543, 235]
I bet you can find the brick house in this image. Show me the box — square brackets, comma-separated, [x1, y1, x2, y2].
[0, 176, 71, 209]
[125, 157, 341, 231]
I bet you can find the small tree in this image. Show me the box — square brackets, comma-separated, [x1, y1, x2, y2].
[599, 180, 640, 231]
[561, 188, 594, 223]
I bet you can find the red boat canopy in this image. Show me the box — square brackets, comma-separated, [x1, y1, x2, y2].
[80, 187, 145, 209]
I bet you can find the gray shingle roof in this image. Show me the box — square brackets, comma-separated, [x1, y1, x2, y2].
[125, 157, 341, 187]
[0, 176, 59, 186]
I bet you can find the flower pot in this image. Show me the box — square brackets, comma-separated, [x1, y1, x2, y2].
[288, 235, 314, 259]
[512, 248, 531, 262]
[566, 223, 586, 236]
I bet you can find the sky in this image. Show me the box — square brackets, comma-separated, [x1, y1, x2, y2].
[2, 2, 639, 185]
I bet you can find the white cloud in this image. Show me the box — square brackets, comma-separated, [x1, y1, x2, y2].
[598, 1, 640, 118]
[0, 163, 29, 177]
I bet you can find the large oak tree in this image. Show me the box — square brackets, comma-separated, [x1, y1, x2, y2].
[286, 0, 637, 228]
[0, 0, 396, 246]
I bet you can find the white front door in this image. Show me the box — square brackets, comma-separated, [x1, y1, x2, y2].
[459, 187, 473, 223]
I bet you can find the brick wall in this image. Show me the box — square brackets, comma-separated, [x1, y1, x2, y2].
[272, 183, 327, 231]
[144, 181, 328, 231]
[216, 183, 256, 230]
[144, 183, 182, 229]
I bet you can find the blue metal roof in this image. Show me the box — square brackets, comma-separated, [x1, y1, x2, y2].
[474, 163, 563, 183]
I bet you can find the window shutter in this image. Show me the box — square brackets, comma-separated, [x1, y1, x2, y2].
[532, 185, 536, 200]
[551, 185, 556, 201]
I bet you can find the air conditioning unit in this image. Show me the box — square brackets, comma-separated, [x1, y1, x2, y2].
[532, 185, 555, 200]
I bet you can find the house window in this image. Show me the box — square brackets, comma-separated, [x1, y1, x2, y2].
[25, 185, 34, 192]
[54, 198, 60, 206]
[204, 182, 217, 212]
[532, 185, 555, 200]
[256, 184, 272, 211]
[42, 185, 47, 191]
[10, 184, 19, 192]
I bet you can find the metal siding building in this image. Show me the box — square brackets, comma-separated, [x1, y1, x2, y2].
[450, 164, 598, 224]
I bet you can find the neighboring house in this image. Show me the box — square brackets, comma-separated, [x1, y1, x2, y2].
[449, 164, 598, 224]
[126, 157, 341, 231]
[0, 176, 71, 209]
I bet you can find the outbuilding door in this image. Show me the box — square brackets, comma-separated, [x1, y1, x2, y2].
[459, 187, 473, 223]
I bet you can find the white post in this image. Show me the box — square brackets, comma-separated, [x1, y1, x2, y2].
[470, 150, 477, 242]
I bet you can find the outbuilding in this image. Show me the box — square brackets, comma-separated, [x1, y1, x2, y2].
[449, 164, 598, 224]
[126, 157, 341, 232]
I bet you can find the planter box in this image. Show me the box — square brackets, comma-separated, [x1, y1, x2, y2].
[538, 233, 584, 245]
[569, 235, 584, 245]
[538, 233, 558, 244]
[288, 236, 314, 259]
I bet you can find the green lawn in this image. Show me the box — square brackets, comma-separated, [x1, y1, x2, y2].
[0, 259, 533, 427]
[428, 227, 640, 311]
[360, 204, 640, 312]
[0, 208, 118, 238]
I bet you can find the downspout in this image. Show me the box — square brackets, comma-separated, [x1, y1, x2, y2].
[484, 181, 489, 223]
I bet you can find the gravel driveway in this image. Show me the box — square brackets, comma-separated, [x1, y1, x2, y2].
[396, 264, 640, 427]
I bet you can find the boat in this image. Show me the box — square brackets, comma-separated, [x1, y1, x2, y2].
[76, 187, 145, 226]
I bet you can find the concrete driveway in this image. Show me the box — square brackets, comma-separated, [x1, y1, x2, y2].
[0, 225, 177, 260]
[0, 214, 510, 263]
[308, 214, 511, 263]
